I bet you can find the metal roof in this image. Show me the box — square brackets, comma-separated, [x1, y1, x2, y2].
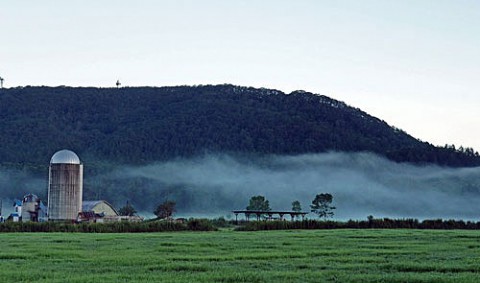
[82, 200, 119, 215]
[50, 149, 81, 164]
[23, 193, 40, 203]
[82, 201, 103, 211]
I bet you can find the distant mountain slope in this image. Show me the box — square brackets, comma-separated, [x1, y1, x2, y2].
[0, 85, 478, 168]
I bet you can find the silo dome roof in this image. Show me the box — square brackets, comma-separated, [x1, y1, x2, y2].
[50, 149, 81, 164]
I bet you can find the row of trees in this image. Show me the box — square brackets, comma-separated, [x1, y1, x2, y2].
[246, 193, 336, 219]
[118, 193, 336, 221]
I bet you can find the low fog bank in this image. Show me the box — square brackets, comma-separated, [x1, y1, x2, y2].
[0, 168, 46, 203]
[0, 169, 45, 215]
[91, 152, 480, 220]
[2, 152, 480, 220]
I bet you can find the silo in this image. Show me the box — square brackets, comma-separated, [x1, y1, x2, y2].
[47, 149, 83, 221]
[21, 194, 40, 222]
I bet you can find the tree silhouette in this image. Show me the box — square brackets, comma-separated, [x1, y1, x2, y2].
[246, 195, 271, 211]
[154, 200, 176, 220]
[118, 202, 137, 216]
[291, 200, 302, 212]
[310, 193, 336, 219]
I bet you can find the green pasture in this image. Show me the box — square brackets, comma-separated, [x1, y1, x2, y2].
[0, 229, 479, 282]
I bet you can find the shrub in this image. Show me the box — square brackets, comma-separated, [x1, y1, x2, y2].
[186, 218, 217, 231]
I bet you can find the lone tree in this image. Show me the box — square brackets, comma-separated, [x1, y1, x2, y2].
[291, 200, 302, 212]
[246, 195, 271, 211]
[154, 200, 176, 220]
[291, 200, 302, 220]
[310, 193, 336, 219]
[118, 202, 137, 216]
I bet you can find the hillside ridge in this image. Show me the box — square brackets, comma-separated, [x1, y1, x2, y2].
[0, 84, 478, 168]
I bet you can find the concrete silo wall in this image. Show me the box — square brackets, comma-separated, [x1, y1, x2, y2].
[21, 201, 37, 222]
[48, 163, 83, 221]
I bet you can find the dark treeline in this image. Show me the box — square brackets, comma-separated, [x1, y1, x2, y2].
[0, 218, 217, 233]
[0, 85, 479, 171]
[236, 218, 480, 231]
[4, 218, 480, 233]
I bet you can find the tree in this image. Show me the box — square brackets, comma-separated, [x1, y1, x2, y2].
[154, 200, 176, 220]
[118, 202, 137, 216]
[310, 193, 336, 219]
[291, 200, 302, 220]
[291, 200, 302, 212]
[246, 195, 271, 211]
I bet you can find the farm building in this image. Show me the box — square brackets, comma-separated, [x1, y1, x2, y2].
[79, 200, 143, 223]
[8, 213, 20, 222]
[45, 149, 144, 223]
[7, 195, 47, 222]
[13, 199, 22, 215]
[21, 194, 47, 222]
[7, 200, 23, 222]
[82, 200, 118, 217]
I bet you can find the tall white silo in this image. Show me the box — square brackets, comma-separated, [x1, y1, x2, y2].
[47, 149, 83, 221]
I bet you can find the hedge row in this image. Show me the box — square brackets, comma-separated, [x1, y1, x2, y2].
[0, 218, 217, 233]
[235, 218, 480, 231]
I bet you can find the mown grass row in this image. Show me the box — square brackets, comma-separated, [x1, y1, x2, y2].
[1, 229, 480, 282]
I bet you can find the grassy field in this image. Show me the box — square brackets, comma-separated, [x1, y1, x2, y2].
[0, 229, 479, 282]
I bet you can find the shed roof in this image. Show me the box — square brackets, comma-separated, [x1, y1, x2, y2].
[82, 200, 118, 216]
[82, 201, 102, 211]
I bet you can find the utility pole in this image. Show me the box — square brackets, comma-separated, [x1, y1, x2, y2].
[116, 79, 121, 88]
[0, 76, 4, 89]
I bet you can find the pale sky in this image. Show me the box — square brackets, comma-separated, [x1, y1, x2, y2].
[1, 1, 479, 151]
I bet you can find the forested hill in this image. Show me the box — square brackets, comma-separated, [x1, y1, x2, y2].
[0, 85, 478, 168]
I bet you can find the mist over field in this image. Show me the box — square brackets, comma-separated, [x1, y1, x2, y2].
[0, 169, 46, 202]
[90, 152, 480, 220]
[2, 152, 480, 220]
